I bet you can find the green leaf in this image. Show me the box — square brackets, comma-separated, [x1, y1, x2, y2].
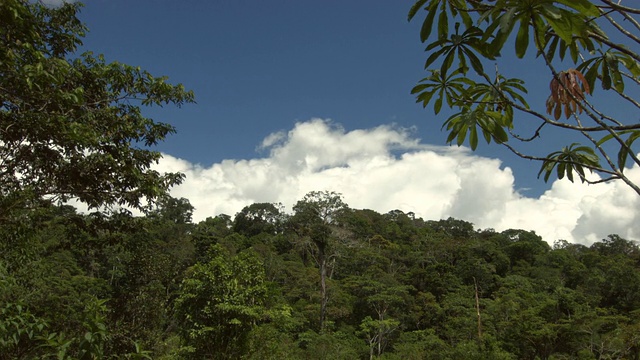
[441, 49, 456, 75]
[566, 163, 574, 182]
[618, 131, 640, 170]
[419, 2, 438, 42]
[486, 112, 509, 143]
[446, 128, 457, 143]
[426, 38, 446, 51]
[611, 67, 624, 93]
[463, 47, 484, 75]
[457, 47, 467, 73]
[437, 6, 449, 39]
[456, 124, 468, 146]
[408, 0, 429, 21]
[542, 5, 573, 44]
[538, 159, 554, 182]
[543, 34, 558, 59]
[494, 125, 509, 143]
[469, 125, 478, 150]
[481, 16, 501, 43]
[602, 59, 612, 89]
[607, 57, 625, 92]
[556, 0, 600, 17]
[499, 7, 517, 35]
[557, 162, 566, 180]
[410, 83, 431, 94]
[569, 40, 579, 63]
[416, 89, 437, 107]
[539, 144, 601, 183]
[424, 46, 446, 69]
[460, 7, 473, 30]
[618, 54, 640, 77]
[578, 57, 600, 92]
[515, 19, 530, 58]
[434, 96, 443, 114]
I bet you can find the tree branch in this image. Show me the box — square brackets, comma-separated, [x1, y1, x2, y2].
[599, 0, 640, 15]
[603, 11, 640, 45]
[588, 32, 640, 63]
[532, 23, 640, 174]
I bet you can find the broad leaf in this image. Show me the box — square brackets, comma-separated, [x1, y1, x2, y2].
[515, 18, 529, 58]
[555, 0, 600, 17]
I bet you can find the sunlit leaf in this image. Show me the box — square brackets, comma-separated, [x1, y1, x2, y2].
[618, 131, 640, 170]
[469, 125, 478, 150]
[538, 144, 601, 183]
[555, 0, 600, 17]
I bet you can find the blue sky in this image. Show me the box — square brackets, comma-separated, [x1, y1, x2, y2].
[77, 2, 426, 155]
[77, 1, 544, 186]
[63, 0, 640, 245]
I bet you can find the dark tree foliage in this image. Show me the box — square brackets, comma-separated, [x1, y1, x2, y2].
[0, 0, 194, 217]
[0, 1, 194, 358]
[233, 202, 285, 237]
[3, 197, 640, 359]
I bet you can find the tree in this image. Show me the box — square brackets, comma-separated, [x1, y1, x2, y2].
[290, 191, 349, 332]
[233, 202, 286, 238]
[409, 0, 640, 195]
[1, 2, 193, 357]
[347, 271, 411, 358]
[191, 215, 233, 262]
[0, 0, 194, 217]
[174, 245, 270, 359]
[357, 316, 400, 360]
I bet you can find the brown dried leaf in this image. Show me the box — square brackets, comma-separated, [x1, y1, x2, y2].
[546, 69, 590, 119]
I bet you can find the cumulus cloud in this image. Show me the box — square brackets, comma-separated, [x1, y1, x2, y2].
[157, 118, 640, 245]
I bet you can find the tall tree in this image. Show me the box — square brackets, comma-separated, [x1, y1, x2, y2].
[290, 191, 349, 332]
[233, 202, 286, 238]
[0, 1, 193, 357]
[174, 245, 269, 359]
[0, 0, 194, 218]
[409, 0, 640, 194]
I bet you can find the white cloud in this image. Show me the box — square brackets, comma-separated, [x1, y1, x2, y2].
[158, 118, 640, 245]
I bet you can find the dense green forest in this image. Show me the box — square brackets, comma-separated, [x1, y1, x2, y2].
[2, 191, 640, 359]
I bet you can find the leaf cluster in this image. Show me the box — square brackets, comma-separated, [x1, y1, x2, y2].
[0, 0, 195, 215]
[409, 0, 640, 192]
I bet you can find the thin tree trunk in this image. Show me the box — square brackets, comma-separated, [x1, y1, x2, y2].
[369, 339, 375, 360]
[474, 277, 482, 341]
[319, 254, 327, 332]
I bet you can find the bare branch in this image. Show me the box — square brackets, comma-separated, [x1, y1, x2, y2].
[599, 0, 640, 15]
[603, 11, 640, 44]
[574, 114, 640, 195]
[531, 24, 640, 173]
[500, 141, 617, 177]
[508, 123, 545, 142]
[588, 32, 640, 63]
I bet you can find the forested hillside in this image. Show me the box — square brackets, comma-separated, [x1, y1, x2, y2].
[2, 191, 639, 359]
